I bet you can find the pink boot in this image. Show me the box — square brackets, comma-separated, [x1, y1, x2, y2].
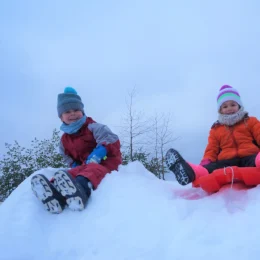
[255, 152, 260, 168]
[188, 162, 209, 179]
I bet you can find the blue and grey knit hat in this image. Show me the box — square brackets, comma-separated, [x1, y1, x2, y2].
[217, 85, 243, 110]
[57, 87, 84, 117]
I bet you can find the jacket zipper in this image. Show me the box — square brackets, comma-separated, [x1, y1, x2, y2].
[230, 127, 238, 157]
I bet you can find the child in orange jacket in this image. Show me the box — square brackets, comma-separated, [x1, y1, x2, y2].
[166, 85, 260, 185]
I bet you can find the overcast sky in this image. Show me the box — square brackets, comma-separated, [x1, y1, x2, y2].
[1, 0, 260, 163]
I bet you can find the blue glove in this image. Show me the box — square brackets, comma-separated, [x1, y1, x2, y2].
[71, 161, 80, 168]
[86, 145, 107, 164]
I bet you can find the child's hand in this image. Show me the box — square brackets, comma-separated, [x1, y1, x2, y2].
[200, 158, 211, 166]
[86, 145, 107, 164]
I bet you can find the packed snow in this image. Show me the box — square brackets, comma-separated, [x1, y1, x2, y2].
[1, 161, 260, 260]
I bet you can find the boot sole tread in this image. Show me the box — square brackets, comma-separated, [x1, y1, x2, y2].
[166, 149, 195, 185]
[54, 171, 86, 211]
[31, 174, 63, 214]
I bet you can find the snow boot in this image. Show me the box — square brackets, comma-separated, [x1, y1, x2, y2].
[165, 148, 196, 185]
[31, 174, 67, 214]
[53, 170, 89, 211]
[75, 175, 92, 198]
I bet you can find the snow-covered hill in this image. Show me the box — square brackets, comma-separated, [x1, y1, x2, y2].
[1, 161, 260, 260]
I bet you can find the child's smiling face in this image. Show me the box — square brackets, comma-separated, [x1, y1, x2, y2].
[220, 100, 240, 115]
[61, 109, 84, 124]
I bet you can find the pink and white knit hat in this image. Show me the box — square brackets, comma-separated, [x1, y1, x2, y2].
[217, 85, 243, 110]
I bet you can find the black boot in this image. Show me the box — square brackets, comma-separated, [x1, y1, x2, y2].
[53, 170, 89, 211]
[165, 148, 195, 185]
[75, 175, 92, 198]
[31, 174, 67, 214]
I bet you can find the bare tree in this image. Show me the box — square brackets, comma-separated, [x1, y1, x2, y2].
[120, 87, 152, 161]
[118, 88, 178, 180]
[149, 113, 179, 179]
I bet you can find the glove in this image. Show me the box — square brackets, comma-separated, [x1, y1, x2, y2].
[200, 158, 211, 166]
[86, 145, 107, 164]
[71, 161, 81, 168]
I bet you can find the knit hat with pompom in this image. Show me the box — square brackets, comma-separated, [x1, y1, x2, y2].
[217, 85, 243, 111]
[57, 87, 84, 117]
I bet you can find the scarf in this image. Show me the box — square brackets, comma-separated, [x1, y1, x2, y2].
[218, 107, 248, 126]
[60, 115, 87, 134]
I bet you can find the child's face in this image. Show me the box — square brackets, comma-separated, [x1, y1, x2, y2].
[220, 101, 239, 115]
[61, 110, 83, 124]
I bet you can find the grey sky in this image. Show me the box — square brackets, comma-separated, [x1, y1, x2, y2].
[1, 0, 260, 163]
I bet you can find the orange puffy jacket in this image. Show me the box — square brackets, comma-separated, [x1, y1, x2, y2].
[202, 116, 260, 162]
